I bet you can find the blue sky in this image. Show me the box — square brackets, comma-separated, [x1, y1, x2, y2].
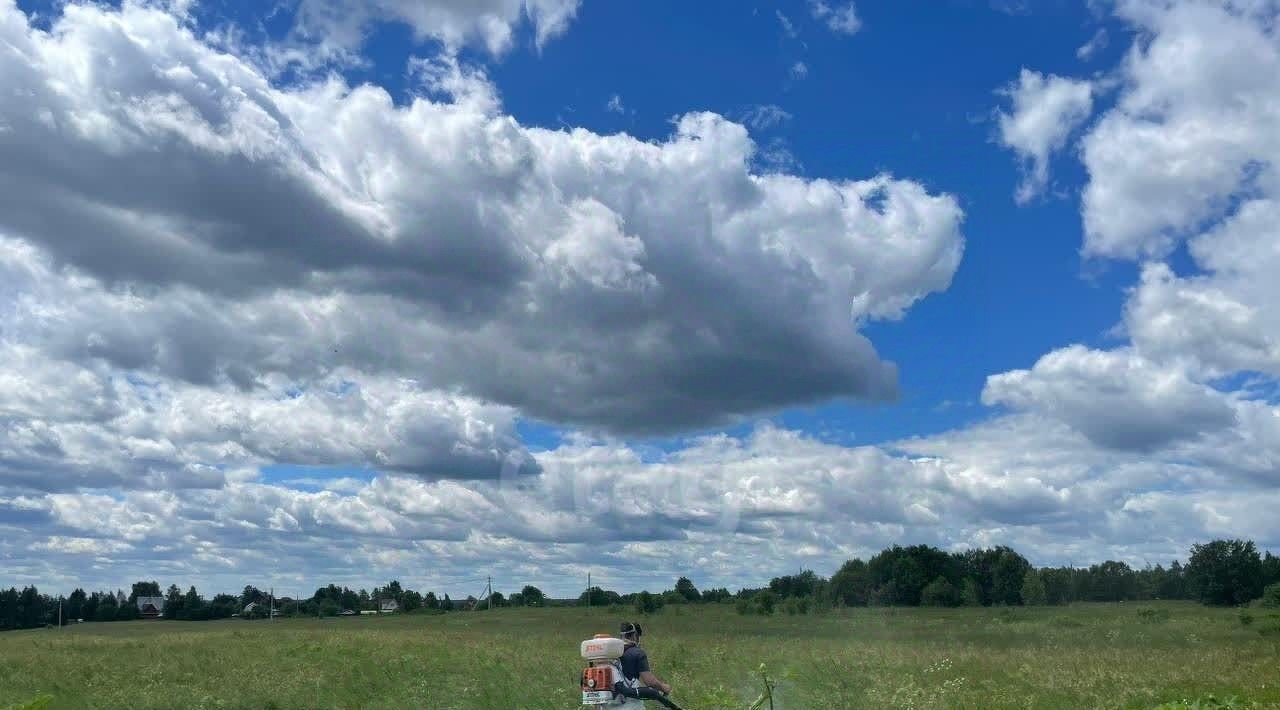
[1, 0, 1278, 597]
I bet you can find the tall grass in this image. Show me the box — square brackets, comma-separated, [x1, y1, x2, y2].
[1, 602, 1276, 709]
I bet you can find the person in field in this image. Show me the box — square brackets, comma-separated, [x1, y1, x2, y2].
[617, 621, 672, 704]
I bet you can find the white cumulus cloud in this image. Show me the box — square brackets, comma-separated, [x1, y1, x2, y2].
[997, 69, 1094, 203]
[983, 346, 1237, 451]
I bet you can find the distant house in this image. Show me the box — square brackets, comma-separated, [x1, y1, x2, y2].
[379, 599, 399, 613]
[136, 596, 165, 619]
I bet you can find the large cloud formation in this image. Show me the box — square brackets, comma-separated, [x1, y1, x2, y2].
[0, 0, 963, 436]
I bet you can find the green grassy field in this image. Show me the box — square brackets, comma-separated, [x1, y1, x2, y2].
[1, 602, 1277, 709]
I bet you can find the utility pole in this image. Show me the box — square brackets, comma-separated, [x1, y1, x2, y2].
[587, 571, 591, 612]
[270, 587, 274, 623]
[58, 599, 62, 629]
[487, 576, 492, 611]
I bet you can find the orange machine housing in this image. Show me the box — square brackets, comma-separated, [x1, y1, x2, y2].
[582, 666, 613, 693]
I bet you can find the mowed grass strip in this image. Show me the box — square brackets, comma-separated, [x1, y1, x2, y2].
[1, 603, 1277, 709]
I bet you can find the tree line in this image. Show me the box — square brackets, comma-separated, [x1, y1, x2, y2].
[598, 539, 1280, 616]
[724, 539, 1280, 615]
[4, 538, 1278, 631]
[0, 577, 563, 631]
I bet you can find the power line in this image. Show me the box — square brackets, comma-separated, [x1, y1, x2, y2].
[468, 577, 492, 610]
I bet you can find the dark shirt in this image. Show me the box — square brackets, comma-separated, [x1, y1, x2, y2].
[620, 644, 650, 681]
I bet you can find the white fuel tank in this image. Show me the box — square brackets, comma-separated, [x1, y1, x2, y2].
[580, 635, 625, 661]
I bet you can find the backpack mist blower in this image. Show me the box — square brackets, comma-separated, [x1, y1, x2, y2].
[579, 634, 684, 709]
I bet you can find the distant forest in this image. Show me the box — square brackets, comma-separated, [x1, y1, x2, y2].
[4, 538, 1278, 631]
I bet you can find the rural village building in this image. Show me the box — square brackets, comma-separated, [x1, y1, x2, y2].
[136, 596, 165, 619]
[240, 602, 282, 617]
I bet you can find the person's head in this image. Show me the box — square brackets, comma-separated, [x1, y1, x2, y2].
[619, 621, 643, 645]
